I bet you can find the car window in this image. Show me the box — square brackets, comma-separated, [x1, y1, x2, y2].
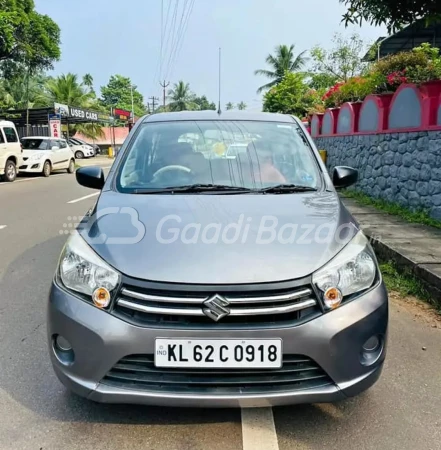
[59, 140, 67, 149]
[21, 139, 49, 150]
[50, 140, 59, 149]
[117, 120, 321, 192]
[0, 129, 5, 144]
[3, 127, 18, 143]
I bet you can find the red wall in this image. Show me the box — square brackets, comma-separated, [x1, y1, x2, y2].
[311, 80, 441, 137]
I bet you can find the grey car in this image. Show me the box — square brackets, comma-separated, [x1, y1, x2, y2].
[48, 111, 388, 407]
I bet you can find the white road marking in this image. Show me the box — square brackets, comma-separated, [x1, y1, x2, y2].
[0, 225, 7, 230]
[241, 407, 279, 450]
[67, 192, 99, 204]
[0, 174, 66, 185]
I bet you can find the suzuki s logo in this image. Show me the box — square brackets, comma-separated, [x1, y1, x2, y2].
[203, 294, 230, 322]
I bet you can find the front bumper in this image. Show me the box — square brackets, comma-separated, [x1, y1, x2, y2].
[19, 163, 43, 173]
[47, 281, 388, 407]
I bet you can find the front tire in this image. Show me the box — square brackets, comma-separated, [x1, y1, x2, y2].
[42, 160, 51, 177]
[4, 160, 17, 182]
[75, 151, 84, 159]
[67, 159, 75, 174]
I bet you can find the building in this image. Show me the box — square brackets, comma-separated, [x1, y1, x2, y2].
[363, 19, 441, 61]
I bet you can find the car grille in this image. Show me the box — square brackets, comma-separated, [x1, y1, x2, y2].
[112, 283, 321, 329]
[102, 354, 334, 395]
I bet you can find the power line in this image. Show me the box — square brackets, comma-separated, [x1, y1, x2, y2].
[162, 0, 180, 79]
[153, 0, 174, 86]
[166, 0, 195, 80]
[164, 0, 187, 80]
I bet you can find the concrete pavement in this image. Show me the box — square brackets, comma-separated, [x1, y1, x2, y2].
[0, 171, 440, 449]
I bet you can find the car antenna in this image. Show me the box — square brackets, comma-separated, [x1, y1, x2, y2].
[217, 47, 222, 115]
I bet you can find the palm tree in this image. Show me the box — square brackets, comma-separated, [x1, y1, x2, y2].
[46, 73, 94, 106]
[225, 102, 235, 110]
[255, 44, 308, 93]
[0, 73, 49, 109]
[82, 73, 95, 94]
[167, 81, 197, 111]
[237, 101, 247, 110]
[46, 74, 102, 139]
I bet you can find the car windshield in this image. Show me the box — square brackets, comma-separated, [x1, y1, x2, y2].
[117, 120, 321, 193]
[21, 139, 49, 150]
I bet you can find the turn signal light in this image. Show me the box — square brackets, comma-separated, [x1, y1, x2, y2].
[92, 287, 111, 308]
[323, 287, 343, 310]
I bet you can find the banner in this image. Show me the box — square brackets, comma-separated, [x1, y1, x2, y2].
[54, 103, 112, 122]
[49, 114, 61, 138]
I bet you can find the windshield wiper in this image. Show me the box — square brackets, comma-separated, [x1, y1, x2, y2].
[257, 184, 318, 194]
[133, 184, 254, 194]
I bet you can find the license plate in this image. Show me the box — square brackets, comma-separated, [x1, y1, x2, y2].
[155, 338, 282, 369]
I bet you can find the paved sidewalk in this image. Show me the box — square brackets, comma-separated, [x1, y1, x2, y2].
[342, 196, 441, 305]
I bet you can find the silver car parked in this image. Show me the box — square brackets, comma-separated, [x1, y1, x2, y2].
[48, 111, 388, 407]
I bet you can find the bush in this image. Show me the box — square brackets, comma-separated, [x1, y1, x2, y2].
[372, 51, 429, 78]
[322, 76, 379, 107]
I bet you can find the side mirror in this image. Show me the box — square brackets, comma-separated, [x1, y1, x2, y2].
[76, 166, 105, 190]
[333, 166, 358, 189]
[51, 146, 60, 151]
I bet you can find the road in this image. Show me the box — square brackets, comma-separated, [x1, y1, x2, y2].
[0, 165, 440, 450]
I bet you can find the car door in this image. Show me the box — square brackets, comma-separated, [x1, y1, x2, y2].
[0, 128, 7, 167]
[58, 139, 71, 168]
[49, 139, 63, 167]
[2, 126, 21, 163]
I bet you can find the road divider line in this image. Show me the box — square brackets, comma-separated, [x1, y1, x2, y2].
[67, 192, 100, 204]
[241, 407, 279, 450]
[0, 225, 7, 230]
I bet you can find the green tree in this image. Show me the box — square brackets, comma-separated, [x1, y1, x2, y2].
[262, 72, 317, 117]
[167, 81, 197, 111]
[100, 75, 146, 117]
[0, 0, 61, 71]
[308, 73, 339, 90]
[0, 71, 49, 108]
[225, 102, 235, 110]
[237, 101, 247, 110]
[193, 95, 216, 110]
[340, 0, 441, 32]
[254, 44, 308, 93]
[310, 33, 367, 83]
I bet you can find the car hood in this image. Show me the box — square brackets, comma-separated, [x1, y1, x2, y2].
[80, 191, 358, 284]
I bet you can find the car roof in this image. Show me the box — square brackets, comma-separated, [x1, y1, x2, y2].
[0, 120, 17, 127]
[142, 111, 296, 123]
[22, 136, 66, 140]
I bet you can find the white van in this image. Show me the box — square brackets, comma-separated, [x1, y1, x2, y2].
[0, 121, 21, 182]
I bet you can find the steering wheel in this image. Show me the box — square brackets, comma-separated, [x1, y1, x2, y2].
[152, 165, 192, 183]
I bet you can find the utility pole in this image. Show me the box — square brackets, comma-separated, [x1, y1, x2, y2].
[130, 84, 135, 124]
[149, 96, 159, 113]
[159, 80, 170, 109]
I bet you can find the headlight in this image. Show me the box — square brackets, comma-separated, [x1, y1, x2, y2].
[31, 153, 44, 160]
[58, 232, 120, 307]
[312, 232, 377, 309]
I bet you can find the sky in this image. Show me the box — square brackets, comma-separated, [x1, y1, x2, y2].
[35, 0, 386, 112]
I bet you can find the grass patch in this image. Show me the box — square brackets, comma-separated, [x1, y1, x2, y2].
[380, 261, 439, 310]
[343, 189, 441, 229]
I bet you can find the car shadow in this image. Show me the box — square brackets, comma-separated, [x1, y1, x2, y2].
[0, 235, 240, 426]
